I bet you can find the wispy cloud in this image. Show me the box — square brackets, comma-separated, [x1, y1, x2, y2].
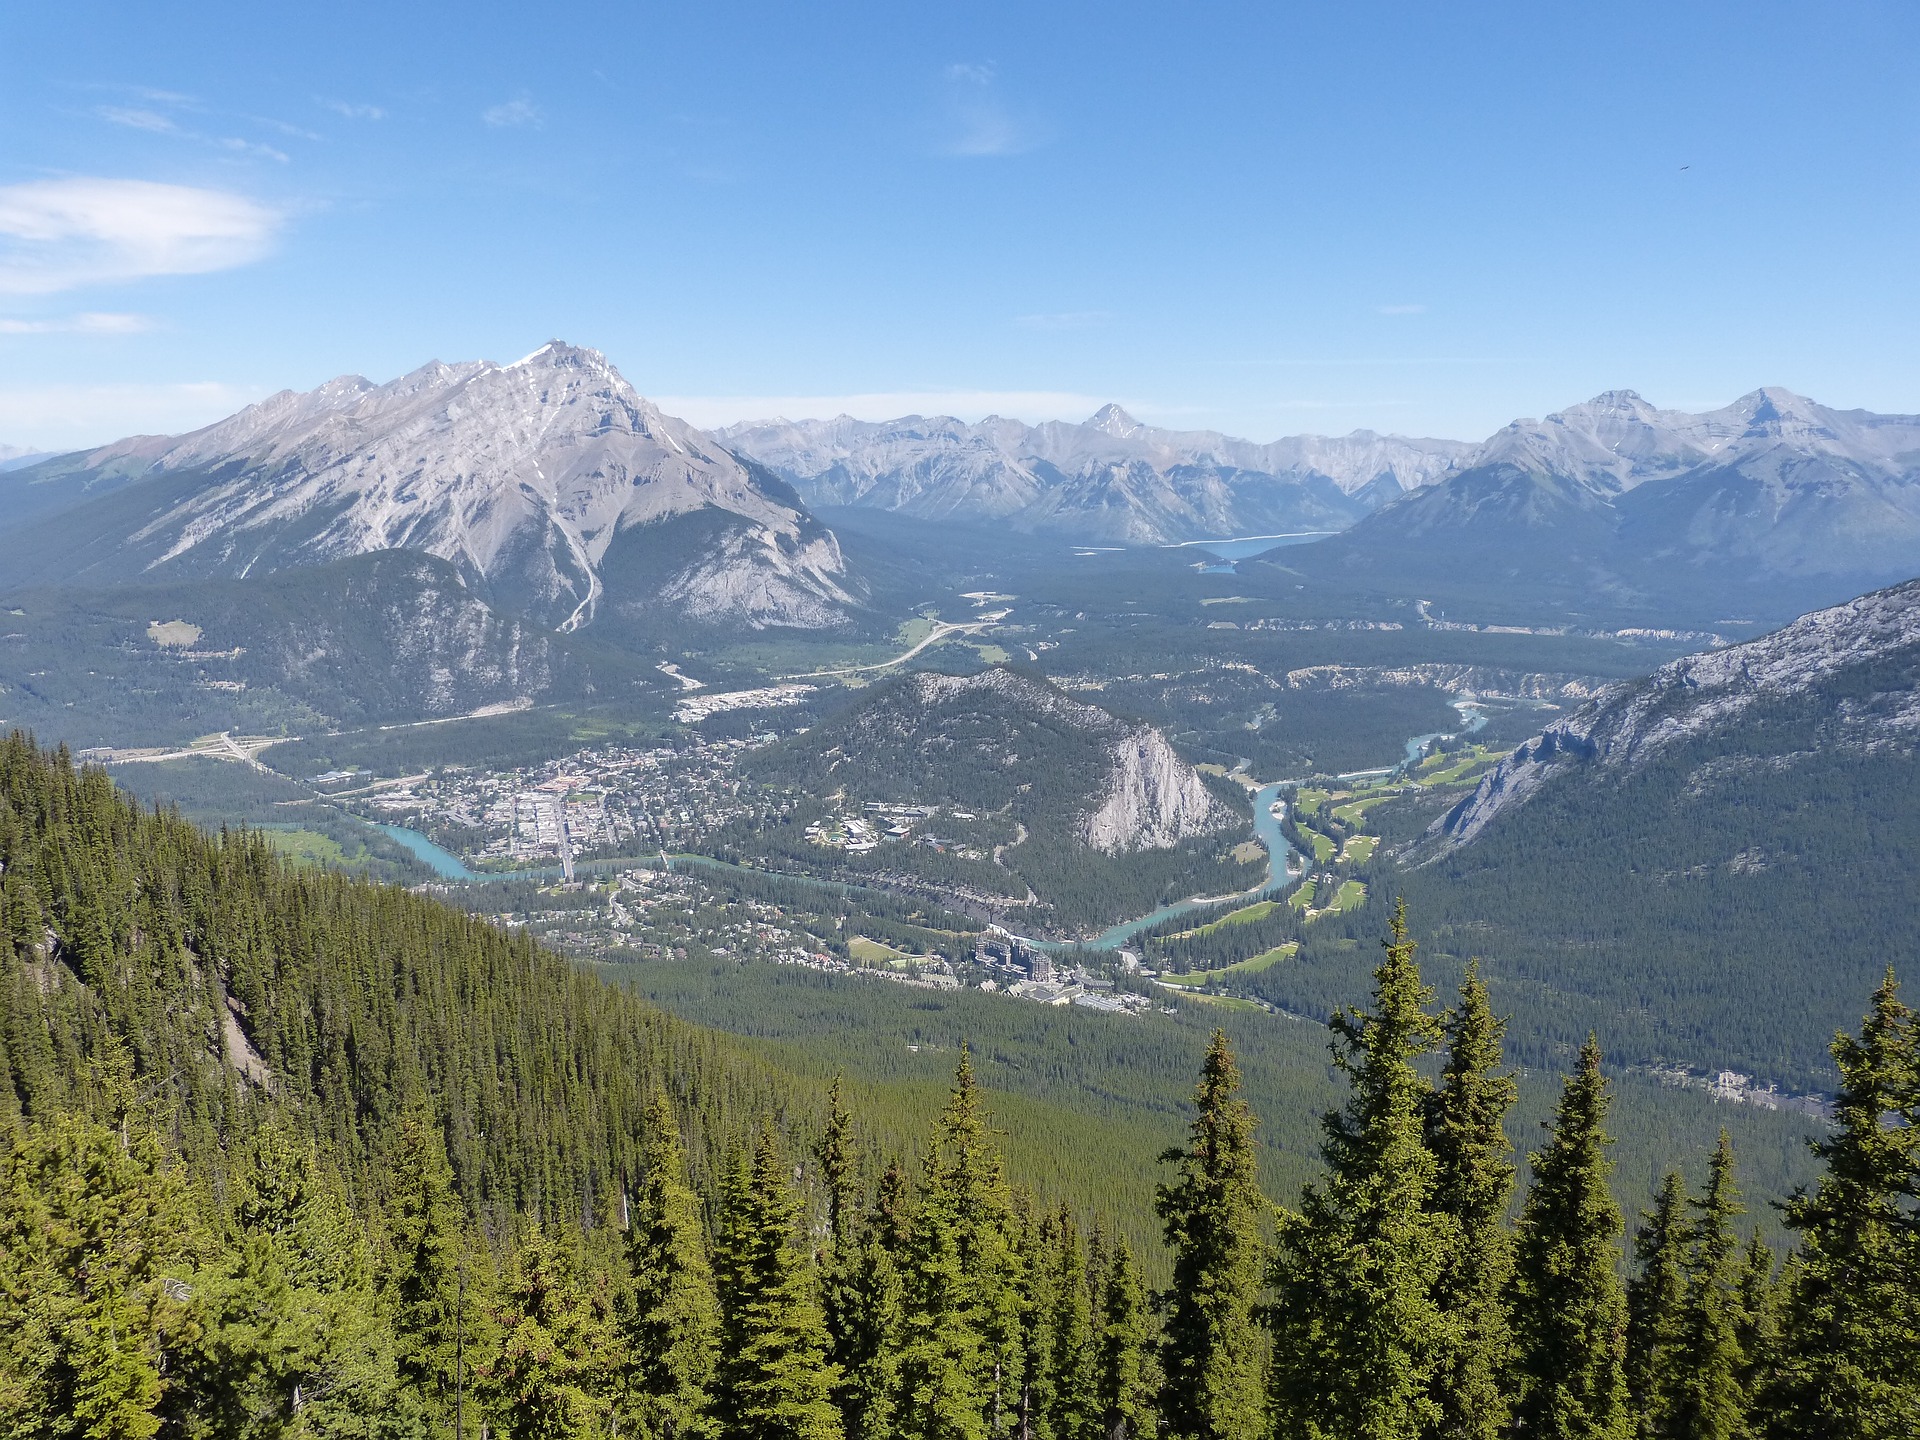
[322, 99, 386, 121]
[939, 62, 1035, 157]
[220, 137, 291, 163]
[0, 178, 281, 295]
[1016, 310, 1112, 331]
[0, 380, 262, 450]
[94, 91, 300, 161]
[97, 106, 179, 134]
[1375, 303, 1428, 315]
[0, 311, 152, 335]
[483, 93, 542, 128]
[657, 389, 1117, 428]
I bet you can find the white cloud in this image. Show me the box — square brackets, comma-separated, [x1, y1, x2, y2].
[0, 178, 281, 295]
[1375, 303, 1428, 315]
[221, 137, 291, 163]
[0, 380, 262, 451]
[323, 99, 386, 120]
[654, 389, 1118, 428]
[1016, 310, 1112, 331]
[940, 62, 1033, 157]
[0, 311, 152, 334]
[483, 94, 542, 128]
[97, 106, 179, 133]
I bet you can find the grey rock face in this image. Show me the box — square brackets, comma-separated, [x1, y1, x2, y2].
[1435, 577, 1920, 845]
[906, 669, 1236, 852]
[720, 408, 1474, 544]
[44, 342, 856, 631]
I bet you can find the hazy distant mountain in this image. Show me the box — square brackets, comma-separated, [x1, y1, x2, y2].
[720, 407, 1475, 544]
[0, 343, 856, 632]
[1290, 388, 1920, 614]
[0, 444, 49, 473]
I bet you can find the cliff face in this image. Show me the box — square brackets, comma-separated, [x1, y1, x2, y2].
[1085, 726, 1236, 854]
[1434, 576, 1920, 847]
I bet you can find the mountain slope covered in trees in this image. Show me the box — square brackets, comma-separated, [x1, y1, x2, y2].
[1, 723, 1911, 1439]
[1377, 577, 1920, 1090]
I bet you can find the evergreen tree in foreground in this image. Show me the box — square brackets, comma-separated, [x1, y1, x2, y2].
[621, 1089, 720, 1440]
[480, 1226, 616, 1439]
[896, 1049, 1024, 1440]
[1269, 901, 1445, 1440]
[1765, 967, 1920, 1440]
[1423, 959, 1517, 1440]
[1508, 1036, 1632, 1440]
[712, 1125, 843, 1440]
[1156, 1030, 1266, 1440]
[1672, 1132, 1748, 1440]
[382, 1111, 471, 1436]
[831, 1166, 906, 1440]
[1090, 1227, 1156, 1440]
[1625, 1171, 1689, 1439]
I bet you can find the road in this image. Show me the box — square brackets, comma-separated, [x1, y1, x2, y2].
[781, 610, 1008, 680]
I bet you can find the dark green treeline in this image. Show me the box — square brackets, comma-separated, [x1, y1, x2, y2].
[0, 739, 1916, 1438]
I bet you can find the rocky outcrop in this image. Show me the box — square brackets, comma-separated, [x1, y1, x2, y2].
[1084, 726, 1235, 854]
[1433, 577, 1920, 846]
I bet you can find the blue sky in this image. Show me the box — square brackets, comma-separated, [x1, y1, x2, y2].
[1, 0, 1916, 451]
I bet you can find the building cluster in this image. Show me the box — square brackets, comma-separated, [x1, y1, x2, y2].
[805, 800, 986, 859]
[341, 737, 779, 865]
[672, 682, 816, 724]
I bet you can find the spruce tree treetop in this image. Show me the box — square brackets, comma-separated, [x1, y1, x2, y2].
[1425, 958, 1518, 1440]
[1155, 1029, 1265, 1440]
[1626, 1170, 1688, 1439]
[1768, 966, 1920, 1439]
[1508, 1035, 1632, 1440]
[1268, 899, 1446, 1440]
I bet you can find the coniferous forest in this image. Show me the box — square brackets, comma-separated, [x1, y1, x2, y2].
[1, 737, 1916, 1438]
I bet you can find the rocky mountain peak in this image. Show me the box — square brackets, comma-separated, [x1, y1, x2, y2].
[1087, 403, 1144, 439]
[31, 343, 856, 633]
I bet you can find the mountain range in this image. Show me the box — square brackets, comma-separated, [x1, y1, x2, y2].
[1280, 387, 1920, 617]
[7, 354, 1918, 646]
[720, 407, 1473, 544]
[0, 342, 855, 633]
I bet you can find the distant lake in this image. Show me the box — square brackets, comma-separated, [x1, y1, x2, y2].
[1175, 532, 1338, 561]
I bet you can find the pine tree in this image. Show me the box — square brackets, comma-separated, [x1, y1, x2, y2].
[1508, 1036, 1632, 1440]
[1626, 1172, 1689, 1439]
[621, 1090, 720, 1440]
[1024, 1206, 1095, 1440]
[895, 1049, 1024, 1440]
[1269, 901, 1445, 1440]
[1155, 1030, 1266, 1440]
[1672, 1132, 1749, 1440]
[1729, 1236, 1778, 1419]
[1090, 1228, 1156, 1440]
[1423, 959, 1516, 1440]
[1766, 967, 1920, 1439]
[833, 1165, 907, 1440]
[0, 1108, 193, 1440]
[712, 1125, 843, 1440]
[168, 1122, 409, 1438]
[382, 1111, 471, 1434]
[480, 1226, 618, 1440]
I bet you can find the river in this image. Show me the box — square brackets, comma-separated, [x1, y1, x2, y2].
[382, 701, 1483, 950]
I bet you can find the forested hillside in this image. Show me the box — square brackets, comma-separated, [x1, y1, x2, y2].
[2, 736, 1914, 1437]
